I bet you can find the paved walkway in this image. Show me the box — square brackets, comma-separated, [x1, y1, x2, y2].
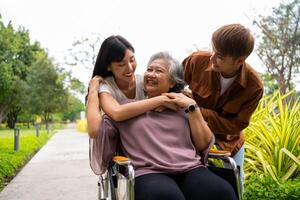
[0, 124, 98, 200]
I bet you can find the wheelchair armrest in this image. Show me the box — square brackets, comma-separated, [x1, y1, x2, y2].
[111, 156, 135, 200]
[112, 156, 135, 180]
[208, 149, 237, 169]
[208, 149, 231, 158]
[207, 150, 242, 200]
[113, 156, 132, 165]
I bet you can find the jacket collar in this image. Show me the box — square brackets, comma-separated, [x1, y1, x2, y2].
[204, 61, 248, 88]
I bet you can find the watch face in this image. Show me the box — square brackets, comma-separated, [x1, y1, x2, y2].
[189, 105, 196, 112]
[185, 104, 198, 113]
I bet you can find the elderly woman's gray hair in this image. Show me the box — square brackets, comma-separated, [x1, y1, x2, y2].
[147, 52, 186, 93]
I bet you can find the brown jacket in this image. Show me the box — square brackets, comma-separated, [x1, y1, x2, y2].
[183, 51, 263, 155]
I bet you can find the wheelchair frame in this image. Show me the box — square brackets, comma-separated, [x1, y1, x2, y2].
[97, 150, 242, 200]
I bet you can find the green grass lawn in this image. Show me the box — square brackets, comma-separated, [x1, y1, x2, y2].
[0, 124, 63, 191]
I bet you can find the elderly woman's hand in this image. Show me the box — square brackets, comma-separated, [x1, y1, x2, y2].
[163, 93, 196, 108]
[154, 96, 180, 112]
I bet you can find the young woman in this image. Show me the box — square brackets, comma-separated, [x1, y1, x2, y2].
[86, 35, 176, 138]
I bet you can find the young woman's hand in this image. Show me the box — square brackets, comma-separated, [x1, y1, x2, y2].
[88, 75, 104, 93]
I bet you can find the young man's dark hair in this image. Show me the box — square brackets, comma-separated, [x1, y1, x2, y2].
[212, 23, 254, 58]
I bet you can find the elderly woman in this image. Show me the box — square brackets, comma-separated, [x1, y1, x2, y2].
[90, 52, 237, 200]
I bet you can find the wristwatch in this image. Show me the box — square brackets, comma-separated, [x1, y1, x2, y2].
[184, 103, 199, 113]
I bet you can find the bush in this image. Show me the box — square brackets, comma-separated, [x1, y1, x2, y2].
[0, 127, 58, 191]
[76, 119, 87, 133]
[244, 175, 300, 200]
[244, 91, 300, 182]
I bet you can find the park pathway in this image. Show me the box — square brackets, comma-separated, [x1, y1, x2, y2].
[0, 123, 98, 200]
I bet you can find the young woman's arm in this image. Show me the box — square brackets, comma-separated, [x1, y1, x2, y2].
[163, 93, 213, 151]
[87, 76, 177, 137]
[100, 92, 175, 122]
[86, 76, 103, 138]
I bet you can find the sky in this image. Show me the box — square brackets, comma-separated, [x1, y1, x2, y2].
[0, 0, 285, 87]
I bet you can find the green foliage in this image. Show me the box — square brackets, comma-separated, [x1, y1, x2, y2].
[0, 17, 82, 127]
[261, 73, 279, 95]
[0, 17, 43, 125]
[244, 175, 300, 200]
[0, 128, 56, 190]
[25, 51, 68, 123]
[0, 21, 17, 105]
[244, 91, 300, 183]
[69, 77, 86, 95]
[61, 95, 85, 122]
[16, 113, 36, 127]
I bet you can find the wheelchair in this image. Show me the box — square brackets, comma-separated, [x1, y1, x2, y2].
[96, 149, 242, 200]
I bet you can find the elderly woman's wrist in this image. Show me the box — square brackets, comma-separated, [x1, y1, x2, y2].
[184, 101, 199, 114]
[185, 100, 197, 107]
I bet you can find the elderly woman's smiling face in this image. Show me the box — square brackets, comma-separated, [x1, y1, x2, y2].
[144, 58, 175, 98]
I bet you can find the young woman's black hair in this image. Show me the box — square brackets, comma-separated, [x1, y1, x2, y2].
[92, 35, 135, 78]
[86, 35, 135, 104]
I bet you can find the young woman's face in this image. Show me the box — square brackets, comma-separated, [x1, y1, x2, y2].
[109, 49, 137, 82]
[144, 59, 175, 97]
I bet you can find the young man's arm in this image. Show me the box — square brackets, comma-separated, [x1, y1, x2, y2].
[201, 89, 263, 134]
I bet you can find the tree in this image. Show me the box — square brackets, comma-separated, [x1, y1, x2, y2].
[261, 74, 279, 95]
[63, 33, 103, 107]
[253, 0, 300, 94]
[25, 51, 68, 128]
[59, 72, 85, 122]
[64, 33, 103, 70]
[0, 17, 86, 127]
[0, 18, 41, 125]
[61, 95, 85, 122]
[0, 20, 17, 123]
[69, 77, 86, 95]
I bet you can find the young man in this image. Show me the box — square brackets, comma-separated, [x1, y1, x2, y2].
[182, 23, 263, 187]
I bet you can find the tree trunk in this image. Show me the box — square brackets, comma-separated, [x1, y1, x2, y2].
[6, 107, 21, 129]
[0, 106, 8, 124]
[43, 111, 51, 134]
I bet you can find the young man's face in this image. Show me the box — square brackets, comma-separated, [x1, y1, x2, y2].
[210, 48, 245, 78]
